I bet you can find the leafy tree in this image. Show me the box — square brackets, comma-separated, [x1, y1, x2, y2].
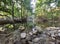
[36, 0, 60, 27]
[0, 0, 31, 32]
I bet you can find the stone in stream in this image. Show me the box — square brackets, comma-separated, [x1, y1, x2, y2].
[45, 27, 60, 31]
[26, 32, 32, 41]
[18, 26, 25, 32]
[32, 37, 40, 42]
[29, 32, 33, 35]
[0, 26, 28, 44]
[14, 41, 21, 44]
[32, 26, 42, 35]
[45, 27, 60, 36]
[20, 32, 26, 39]
[35, 26, 42, 32]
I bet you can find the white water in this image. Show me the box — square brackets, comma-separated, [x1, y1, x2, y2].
[30, 0, 37, 13]
[27, 0, 37, 29]
[30, 0, 37, 31]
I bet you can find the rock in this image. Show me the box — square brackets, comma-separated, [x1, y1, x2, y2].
[18, 26, 25, 31]
[14, 41, 21, 44]
[58, 33, 60, 36]
[45, 27, 60, 37]
[13, 30, 20, 41]
[50, 42, 55, 44]
[21, 39, 26, 44]
[29, 32, 33, 35]
[28, 41, 33, 44]
[32, 37, 40, 42]
[46, 27, 60, 31]
[35, 26, 42, 32]
[58, 30, 60, 32]
[0, 27, 5, 32]
[26, 33, 32, 41]
[20, 32, 26, 39]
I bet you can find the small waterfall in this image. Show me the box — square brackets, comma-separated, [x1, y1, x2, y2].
[27, 0, 37, 31]
[30, 0, 37, 13]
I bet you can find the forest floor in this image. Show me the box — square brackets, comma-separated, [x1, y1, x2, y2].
[0, 27, 60, 44]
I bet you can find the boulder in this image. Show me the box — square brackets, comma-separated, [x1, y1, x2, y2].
[35, 26, 42, 32]
[32, 37, 40, 42]
[20, 32, 26, 39]
[46, 27, 60, 31]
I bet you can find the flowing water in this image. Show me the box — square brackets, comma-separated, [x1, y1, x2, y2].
[27, 0, 37, 29]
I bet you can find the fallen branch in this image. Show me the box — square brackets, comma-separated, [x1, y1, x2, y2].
[0, 17, 27, 25]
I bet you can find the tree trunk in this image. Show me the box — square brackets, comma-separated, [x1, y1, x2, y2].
[0, 17, 27, 25]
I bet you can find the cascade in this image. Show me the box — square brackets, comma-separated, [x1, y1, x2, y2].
[28, 0, 37, 31]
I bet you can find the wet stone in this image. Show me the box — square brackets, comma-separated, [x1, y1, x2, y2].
[32, 37, 40, 42]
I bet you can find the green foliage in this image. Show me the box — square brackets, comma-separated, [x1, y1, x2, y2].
[0, 0, 31, 32]
[0, 0, 60, 30]
[36, 0, 60, 27]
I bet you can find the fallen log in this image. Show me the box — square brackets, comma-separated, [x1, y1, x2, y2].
[0, 17, 27, 25]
